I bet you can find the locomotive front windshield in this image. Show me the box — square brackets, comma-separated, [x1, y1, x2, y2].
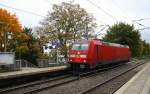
[72, 44, 89, 50]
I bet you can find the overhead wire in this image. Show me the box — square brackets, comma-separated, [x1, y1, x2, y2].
[111, 0, 124, 13]
[132, 17, 150, 22]
[86, 0, 118, 21]
[137, 27, 150, 31]
[0, 3, 45, 17]
[132, 19, 150, 31]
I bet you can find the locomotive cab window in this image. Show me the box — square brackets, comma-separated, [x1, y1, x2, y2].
[72, 43, 88, 50]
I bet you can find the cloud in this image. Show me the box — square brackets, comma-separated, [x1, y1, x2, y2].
[0, 0, 150, 42]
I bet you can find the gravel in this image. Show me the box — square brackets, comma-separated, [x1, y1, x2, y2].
[2, 60, 146, 94]
[36, 61, 146, 94]
[1, 76, 76, 94]
[84, 62, 147, 94]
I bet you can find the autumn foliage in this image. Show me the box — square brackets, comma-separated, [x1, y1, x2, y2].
[0, 8, 22, 51]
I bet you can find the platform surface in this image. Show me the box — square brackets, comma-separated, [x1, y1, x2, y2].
[114, 62, 150, 94]
[0, 65, 67, 80]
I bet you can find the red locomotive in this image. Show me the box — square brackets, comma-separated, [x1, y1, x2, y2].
[68, 39, 131, 71]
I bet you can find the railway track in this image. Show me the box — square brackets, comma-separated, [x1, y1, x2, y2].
[79, 63, 123, 78]
[80, 60, 146, 94]
[0, 63, 123, 94]
[0, 74, 76, 94]
[22, 63, 125, 94]
[0, 60, 145, 94]
[23, 76, 78, 94]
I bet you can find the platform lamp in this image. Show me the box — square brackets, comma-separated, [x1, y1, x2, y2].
[0, 21, 9, 52]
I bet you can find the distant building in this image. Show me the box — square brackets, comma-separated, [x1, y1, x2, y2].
[43, 42, 56, 55]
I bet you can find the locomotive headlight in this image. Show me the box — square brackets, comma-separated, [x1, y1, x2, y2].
[70, 54, 75, 57]
[80, 55, 87, 58]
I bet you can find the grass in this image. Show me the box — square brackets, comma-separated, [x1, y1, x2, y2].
[0, 68, 11, 73]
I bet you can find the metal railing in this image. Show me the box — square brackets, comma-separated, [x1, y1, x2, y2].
[37, 57, 67, 68]
[15, 59, 38, 68]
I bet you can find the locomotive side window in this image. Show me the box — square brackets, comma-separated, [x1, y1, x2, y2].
[72, 43, 88, 50]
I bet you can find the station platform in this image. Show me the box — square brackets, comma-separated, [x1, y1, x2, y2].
[0, 65, 67, 80]
[114, 62, 150, 94]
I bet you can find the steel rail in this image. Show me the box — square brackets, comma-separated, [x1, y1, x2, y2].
[0, 74, 72, 93]
[80, 61, 145, 94]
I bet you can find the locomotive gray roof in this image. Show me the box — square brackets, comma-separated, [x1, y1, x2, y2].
[73, 39, 129, 48]
[102, 42, 129, 48]
[93, 39, 129, 48]
[74, 39, 89, 44]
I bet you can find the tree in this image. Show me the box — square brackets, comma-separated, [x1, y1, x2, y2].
[39, 2, 96, 57]
[141, 40, 150, 56]
[103, 22, 141, 57]
[0, 8, 22, 51]
[15, 27, 44, 64]
[35, 27, 49, 53]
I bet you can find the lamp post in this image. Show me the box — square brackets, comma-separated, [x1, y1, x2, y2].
[0, 19, 16, 52]
[0, 22, 8, 52]
[4, 31, 7, 52]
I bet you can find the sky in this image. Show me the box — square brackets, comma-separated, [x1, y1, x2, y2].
[0, 0, 150, 43]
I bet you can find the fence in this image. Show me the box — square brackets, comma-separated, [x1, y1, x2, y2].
[37, 56, 67, 68]
[0, 49, 68, 71]
[15, 59, 38, 68]
[36, 49, 68, 68]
